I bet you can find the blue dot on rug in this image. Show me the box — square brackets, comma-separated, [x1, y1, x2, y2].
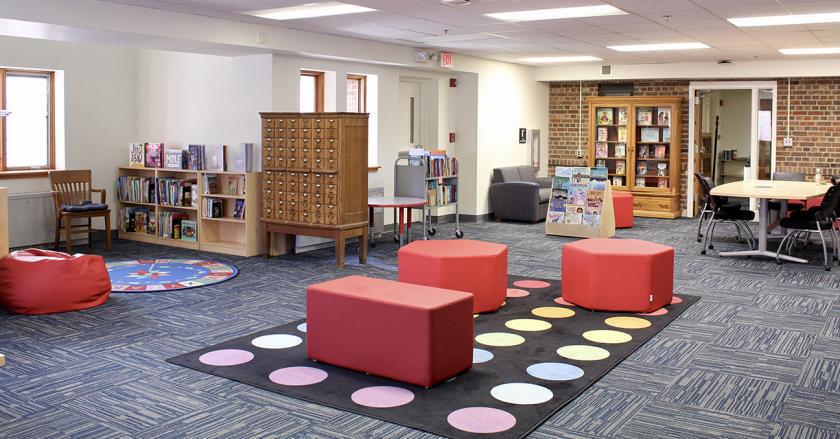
[106, 259, 238, 292]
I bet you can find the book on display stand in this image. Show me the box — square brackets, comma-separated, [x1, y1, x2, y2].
[545, 166, 615, 238]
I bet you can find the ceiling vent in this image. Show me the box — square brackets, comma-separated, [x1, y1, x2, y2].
[601, 65, 612, 76]
[441, 0, 471, 5]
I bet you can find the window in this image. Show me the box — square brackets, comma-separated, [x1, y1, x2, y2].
[300, 70, 324, 112]
[346, 74, 366, 113]
[0, 69, 55, 172]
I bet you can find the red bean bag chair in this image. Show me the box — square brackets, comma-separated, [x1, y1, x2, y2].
[0, 249, 110, 315]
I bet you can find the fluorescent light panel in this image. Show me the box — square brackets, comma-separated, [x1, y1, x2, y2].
[608, 42, 709, 52]
[780, 47, 840, 55]
[728, 12, 840, 27]
[519, 56, 602, 63]
[486, 5, 626, 22]
[252, 2, 375, 21]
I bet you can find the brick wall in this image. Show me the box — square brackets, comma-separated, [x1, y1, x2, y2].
[548, 77, 840, 213]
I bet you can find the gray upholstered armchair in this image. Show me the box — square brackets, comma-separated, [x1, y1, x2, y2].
[490, 166, 551, 223]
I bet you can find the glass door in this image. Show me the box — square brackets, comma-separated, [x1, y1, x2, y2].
[633, 105, 672, 191]
[593, 105, 629, 188]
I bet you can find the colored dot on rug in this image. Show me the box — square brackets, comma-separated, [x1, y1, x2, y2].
[351, 386, 415, 408]
[671, 296, 683, 304]
[556, 345, 610, 361]
[490, 383, 554, 405]
[507, 288, 530, 298]
[473, 348, 494, 364]
[447, 407, 516, 434]
[198, 349, 254, 366]
[251, 334, 302, 349]
[532, 306, 575, 318]
[604, 316, 651, 329]
[554, 297, 576, 306]
[513, 280, 551, 289]
[526, 362, 584, 381]
[475, 332, 525, 347]
[505, 319, 552, 331]
[583, 330, 632, 344]
[297, 323, 307, 333]
[638, 307, 668, 316]
[269, 366, 328, 386]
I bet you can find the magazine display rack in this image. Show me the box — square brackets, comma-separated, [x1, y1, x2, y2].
[545, 166, 615, 238]
[394, 152, 463, 240]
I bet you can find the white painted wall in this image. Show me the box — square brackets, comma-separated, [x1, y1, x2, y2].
[716, 89, 752, 160]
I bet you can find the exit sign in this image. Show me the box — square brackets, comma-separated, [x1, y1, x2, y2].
[439, 52, 454, 69]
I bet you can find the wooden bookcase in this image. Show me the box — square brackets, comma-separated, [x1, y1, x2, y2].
[260, 112, 369, 269]
[0, 187, 8, 257]
[116, 167, 263, 256]
[587, 96, 682, 218]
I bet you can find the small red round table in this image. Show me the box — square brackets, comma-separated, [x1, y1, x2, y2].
[368, 196, 427, 247]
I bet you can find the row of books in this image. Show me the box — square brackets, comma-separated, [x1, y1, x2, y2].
[609, 176, 669, 188]
[201, 198, 244, 219]
[595, 107, 671, 127]
[636, 162, 668, 176]
[157, 178, 197, 207]
[638, 144, 668, 159]
[427, 154, 458, 178]
[426, 181, 457, 206]
[596, 126, 627, 142]
[120, 207, 155, 234]
[116, 176, 156, 204]
[120, 208, 197, 241]
[639, 127, 671, 143]
[159, 212, 196, 240]
[129, 142, 255, 172]
[202, 174, 246, 196]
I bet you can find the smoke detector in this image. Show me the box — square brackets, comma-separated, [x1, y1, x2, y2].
[441, 0, 471, 5]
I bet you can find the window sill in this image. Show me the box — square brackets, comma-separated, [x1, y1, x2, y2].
[0, 169, 51, 179]
[368, 166, 381, 173]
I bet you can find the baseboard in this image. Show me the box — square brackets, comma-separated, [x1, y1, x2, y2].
[11, 229, 115, 252]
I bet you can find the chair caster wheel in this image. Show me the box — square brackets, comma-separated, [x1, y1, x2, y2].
[708, 245, 714, 250]
[700, 250, 706, 255]
[826, 267, 832, 272]
[393, 235, 400, 243]
[455, 229, 464, 239]
[428, 228, 436, 236]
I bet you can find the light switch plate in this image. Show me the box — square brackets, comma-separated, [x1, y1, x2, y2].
[783, 137, 793, 147]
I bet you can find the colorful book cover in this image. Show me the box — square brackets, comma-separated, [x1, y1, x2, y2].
[638, 146, 648, 159]
[565, 208, 583, 224]
[654, 145, 667, 159]
[618, 108, 628, 125]
[638, 108, 653, 126]
[589, 178, 606, 191]
[181, 220, 197, 242]
[641, 127, 660, 143]
[595, 142, 608, 158]
[615, 143, 626, 158]
[617, 126, 627, 142]
[596, 108, 613, 125]
[582, 214, 601, 227]
[595, 159, 606, 168]
[547, 212, 565, 224]
[549, 176, 570, 212]
[658, 178, 669, 188]
[164, 149, 183, 169]
[206, 144, 226, 172]
[635, 177, 646, 187]
[129, 143, 145, 167]
[569, 185, 587, 205]
[585, 190, 604, 215]
[637, 163, 648, 175]
[590, 167, 608, 180]
[188, 144, 203, 170]
[145, 143, 163, 167]
[597, 127, 608, 142]
[616, 161, 626, 175]
[657, 162, 668, 176]
[662, 127, 671, 142]
[657, 107, 671, 126]
[555, 166, 573, 178]
[571, 167, 590, 184]
[613, 176, 624, 186]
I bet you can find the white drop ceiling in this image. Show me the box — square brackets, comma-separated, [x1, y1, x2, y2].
[100, 0, 840, 65]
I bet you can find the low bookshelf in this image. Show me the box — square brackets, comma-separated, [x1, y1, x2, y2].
[116, 166, 262, 256]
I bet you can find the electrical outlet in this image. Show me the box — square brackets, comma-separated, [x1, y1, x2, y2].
[576, 149, 583, 159]
[783, 137, 793, 147]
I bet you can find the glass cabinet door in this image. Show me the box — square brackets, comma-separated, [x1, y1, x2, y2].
[593, 106, 629, 188]
[633, 105, 672, 190]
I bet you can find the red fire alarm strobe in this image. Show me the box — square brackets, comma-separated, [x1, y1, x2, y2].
[450, 78, 457, 87]
[449, 132, 456, 143]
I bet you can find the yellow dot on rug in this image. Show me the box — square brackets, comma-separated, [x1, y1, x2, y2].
[605, 316, 651, 329]
[475, 332, 525, 347]
[505, 319, 552, 331]
[532, 307, 576, 319]
[556, 345, 610, 361]
[582, 330, 632, 344]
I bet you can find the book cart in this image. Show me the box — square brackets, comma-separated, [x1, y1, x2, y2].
[394, 152, 464, 241]
[545, 166, 616, 238]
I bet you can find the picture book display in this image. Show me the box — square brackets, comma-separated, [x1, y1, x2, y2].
[596, 108, 613, 125]
[145, 143, 164, 168]
[206, 144, 226, 172]
[637, 109, 653, 126]
[546, 166, 614, 238]
[615, 161, 626, 175]
[617, 126, 627, 142]
[640, 127, 659, 143]
[657, 107, 671, 126]
[129, 143, 145, 167]
[654, 145, 667, 160]
[597, 127, 608, 142]
[662, 127, 671, 143]
[164, 149, 185, 169]
[617, 108, 628, 125]
[595, 142, 608, 158]
[615, 143, 626, 158]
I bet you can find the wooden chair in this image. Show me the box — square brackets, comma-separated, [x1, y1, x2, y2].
[49, 170, 111, 253]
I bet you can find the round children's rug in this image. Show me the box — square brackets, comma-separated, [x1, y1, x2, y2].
[106, 259, 238, 292]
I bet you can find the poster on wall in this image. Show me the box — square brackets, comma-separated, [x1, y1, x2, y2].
[546, 166, 615, 238]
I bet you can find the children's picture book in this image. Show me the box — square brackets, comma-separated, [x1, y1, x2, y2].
[595, 142, 608, 158]
[188, 144, 204, 170]
[617, 108, 628, 125]
[616, 161, 626, 175]
[595, 159, 606, 168]
[654, 145, 667, 159]
[662, 127, 671, 142]
[597, 127, 608, 142]
[549, 175, 569, 212]
[585, 190, 605, 214]
[226, 143, 254, 172]
[635, 177, 646, 187]
[638, 108, 653, 126]
[564, 208, 583, 225]
[129, 143, 145, 167]
[233, 199, 246, 218]
[571, 167, 591, 184]
[613, 176, 624, 186]
[181, 220, 197, 242]
[658, 107, 671, 126]
[637, 163, 648, 176]
[227, 178, 238, 195]
[206, 144, 226, 172]
[596, 108, 613, 125]
[555, 166, 572, 178]
[164, 149, 184, 169]
[615, 143, 626, 158]
[617, 126, 627, 142]
[590, 166, 608, 182]
[657, 162, 668, 176]
[638, 145, 649, 159]
[582, 214, 601, 227]
[145, 143, 163, 167]
[658, 178, 669, 188]
[641, 127, 660, 143]
[569, 186, 587, 205]
[547, 212, 564, 224]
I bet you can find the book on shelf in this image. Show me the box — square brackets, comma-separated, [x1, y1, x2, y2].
[658, 178, 669, 188]
[426, 180, 457, 206]
[617, 126, 627, 142]
[202, 174, 219, 194]
[120, 206, 154, 234]
[203, 198, 225, 218]
[638, 145, 649, 159]
[227, 178, 238, 195]
[571, 167, 590, 184]
[595, 142, 608, 158]
[637, 108, 653, 126]
[637, 163, 648, 176]
[116, 176, 156, 203]
[657, 107, 671, 126]
[596, 108, 613, 125]
[657, 162, 668, 176]
[145, 143, 164, 168]
[595, 159, 606, 168]
[206, 144, 226, 172]
[164, 149, 185, 169]
[615, 161, 626, 175]
[547, 212, 564, 224]
[156, 177, 195, 207]
[618, 108, 628, 125]
[129, 143, 145, 167]
[226, 143, 254, 172]
[159, 211, 190, 239]
[582, 214, 601, 227]
[635, 177, 646, 187]
[564, 206, 583, 224]
[615, 143, 626, 158]
[640, 127, 659, 143]
[427, 155, 458, 178]
[181, 220, 197, 242]
[612, 176, 624, 186]
[654, 145, 667, 160]
[233, 199, 246, 218]
[188, 144, 205, 170]
[597, 127, 608, 142]
[663, 127, 671, 142]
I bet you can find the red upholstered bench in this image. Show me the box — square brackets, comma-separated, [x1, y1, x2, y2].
[306, 275, 473, 387]
[398, 239, 507, 313]
[562, 238, 673, 312]
[611, 191, 634, 228]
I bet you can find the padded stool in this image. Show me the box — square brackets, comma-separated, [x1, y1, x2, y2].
[611, 191, 635, 228]
[0, 249, 111, 314]
[307, 275, 473, 387]
[398, 239, 508, 313]
[562, 238, 673, 312]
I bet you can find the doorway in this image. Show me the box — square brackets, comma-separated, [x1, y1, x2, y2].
[399, 80, 421, 148]
[687, 81, 777, 216]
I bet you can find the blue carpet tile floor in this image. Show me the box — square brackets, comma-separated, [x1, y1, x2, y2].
[1, 218, 839, 438]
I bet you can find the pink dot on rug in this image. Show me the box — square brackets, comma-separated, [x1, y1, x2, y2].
[198, 349, 254, 366]
[447, 407, 517, 434]
[351, 386, 415, 408]
[513, 280, 551, 289]
[554, 297, 575, 306]
[269, 366, 328, 386]
[507, 288, 530, 298]
[638, 308, 668, 316]
[671, 296, 683, 304]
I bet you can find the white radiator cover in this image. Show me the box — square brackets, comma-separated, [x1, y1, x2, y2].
[8, 192, 55, 248]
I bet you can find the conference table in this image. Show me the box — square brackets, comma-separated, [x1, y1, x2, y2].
[710, 180, 830, 263]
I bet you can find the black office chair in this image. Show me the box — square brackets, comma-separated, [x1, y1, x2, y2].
[694, 172, 741, 243]
[776, 183, 840, 271]
[697, 175, 756, 255]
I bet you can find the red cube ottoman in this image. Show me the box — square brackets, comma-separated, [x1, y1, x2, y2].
[398, 239, 507, 313]
[0, 249, 111, 315]
[306, 275, 473, 387]
[561, 238, 673, 312]
[612, 191, 634, 228]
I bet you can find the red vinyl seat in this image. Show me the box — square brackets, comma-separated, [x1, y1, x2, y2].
[306, 275, 473, 387]
[0, 249, 111, 315]
[398, 239, 508, 313]
[611, 191, 635, 229]
[562, 238, 673, 313]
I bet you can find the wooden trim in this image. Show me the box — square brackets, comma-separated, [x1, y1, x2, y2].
[0, 69, 56, 172]
[367, 166, 381, 173]
[0, 170, 49, 179]
[301, 70, 324, 112]
[347, 74, 367, 113]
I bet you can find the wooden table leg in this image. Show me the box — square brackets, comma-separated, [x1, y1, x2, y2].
[368, 205, 375, 248]
[265, 229, 272, 258]
[104, 214, 112, 251]
[336, 231, 345, 269]
[65, 218, 72, 254]
[359, 226, 368, 264]
[286, 233, 297, 255]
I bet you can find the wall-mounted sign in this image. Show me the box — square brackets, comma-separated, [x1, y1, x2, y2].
[519, 128, 527, 144]
[440, 52, 454, 69]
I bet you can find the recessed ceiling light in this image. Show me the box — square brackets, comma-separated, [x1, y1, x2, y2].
[486, 5, 626, 22]
[251, 2, 376, 21]
[780, 47, 840, 55]
[728, 12, 840, 27]
[519, 56, 602, 63]
[608, 42, 709, 52]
